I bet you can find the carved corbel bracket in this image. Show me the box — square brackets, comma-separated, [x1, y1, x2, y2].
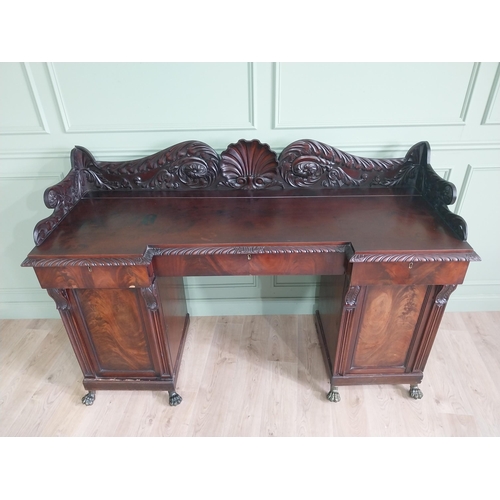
[345, 285, 361, 310]
[435, 284, 458, 307]
[47, 288, 70, 311]
[140, 284, 160, 312]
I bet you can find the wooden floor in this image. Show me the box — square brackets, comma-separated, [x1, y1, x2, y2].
[1, 311, 499, 437]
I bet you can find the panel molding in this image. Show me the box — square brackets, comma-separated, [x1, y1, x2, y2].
[272, 276, 317, 287]
[0, 172, 62, 181]
[434, 168, 451, 181]
[184, 276, 258, 289]
[481, 63, 500, 125]
[2, 142, 499, 163]
[455, 165, 500, 214]
[273, 62, 479, 130]
[460, 62, 481, 122]
[47, 62, 257, 133]
[0, 62, 50, 135]
[454, 164, 500, 288]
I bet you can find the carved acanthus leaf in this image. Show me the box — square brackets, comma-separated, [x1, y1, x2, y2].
[279, 139, 407, 188]
[86, 141, 220, 191]
[370, 163, 418, 187]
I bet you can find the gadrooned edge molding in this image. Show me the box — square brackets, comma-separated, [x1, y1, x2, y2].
[21, 244, 352, 268]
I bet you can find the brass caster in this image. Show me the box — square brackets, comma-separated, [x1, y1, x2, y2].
[82, 390, 96, 406]
[327, 386, 341, 403]
[169, 391, 182, 406]
[409, 385, 423, 400]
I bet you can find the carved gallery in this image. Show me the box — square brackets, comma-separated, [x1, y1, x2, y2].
[22, 139, 479, 407]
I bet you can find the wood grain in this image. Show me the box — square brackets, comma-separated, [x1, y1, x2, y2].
[351, 285, 427, 369]
[74, 289, 153, 374]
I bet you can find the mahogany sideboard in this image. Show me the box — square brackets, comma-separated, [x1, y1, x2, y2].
[22, 139, 480, 406]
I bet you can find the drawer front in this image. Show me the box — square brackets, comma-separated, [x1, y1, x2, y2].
[35, 265, 153, 289]
[350, 261, 469, 286]
[154, 252, 346, 276]
[248, 252, 345, 275]
[153, 254, 249, 276]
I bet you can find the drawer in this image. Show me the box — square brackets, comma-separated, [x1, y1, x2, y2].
[35, 265, 153, 289]
[248, 252, 345, 275]
[349, 260, 469, 286]
[153, 251, 346, 276]
[153, 254, 249, 276]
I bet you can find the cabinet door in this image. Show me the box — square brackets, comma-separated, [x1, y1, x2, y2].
[343, 284, 432, 375]
[71, 288, 156, 377]
[68, 286, 173, 379]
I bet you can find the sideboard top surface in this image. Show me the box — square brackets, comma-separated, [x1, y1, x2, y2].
[26, 191, 474, 261]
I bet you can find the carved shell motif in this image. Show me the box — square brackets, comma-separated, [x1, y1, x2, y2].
[219, 139, 283, 189]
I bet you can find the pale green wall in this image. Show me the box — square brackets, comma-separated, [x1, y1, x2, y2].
[1, 62, 499, 318]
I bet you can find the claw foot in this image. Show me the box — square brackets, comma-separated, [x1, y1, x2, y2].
[82, 390, 95, 406]
[169, 391, 182, 406]
[409, 385, 423, 400]
[327, 387, 341, 403]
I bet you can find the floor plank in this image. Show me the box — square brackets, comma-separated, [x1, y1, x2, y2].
[1, 312, 499, 437]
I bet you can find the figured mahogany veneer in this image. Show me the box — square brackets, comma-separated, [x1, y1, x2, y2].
[22, 139, 480, 406]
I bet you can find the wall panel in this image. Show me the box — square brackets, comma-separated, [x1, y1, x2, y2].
[275, 62, 476, 128]
[48, 62, 255, 133]
[0, 63, 49, 134]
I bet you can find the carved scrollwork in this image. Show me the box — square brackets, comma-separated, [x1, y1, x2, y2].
[417, 164, 468, 241]
[420, 165, 456, 206]
[437, 211, 468, 241]
[324, 168, 368, 188]
[279, 139, 407, 188]
[370, 163, 418, 187]
[33, 149, 88, 246]
[219, 139, 283, 189]
[30, 139, 472, 247]
[85, 141, 219, 191]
